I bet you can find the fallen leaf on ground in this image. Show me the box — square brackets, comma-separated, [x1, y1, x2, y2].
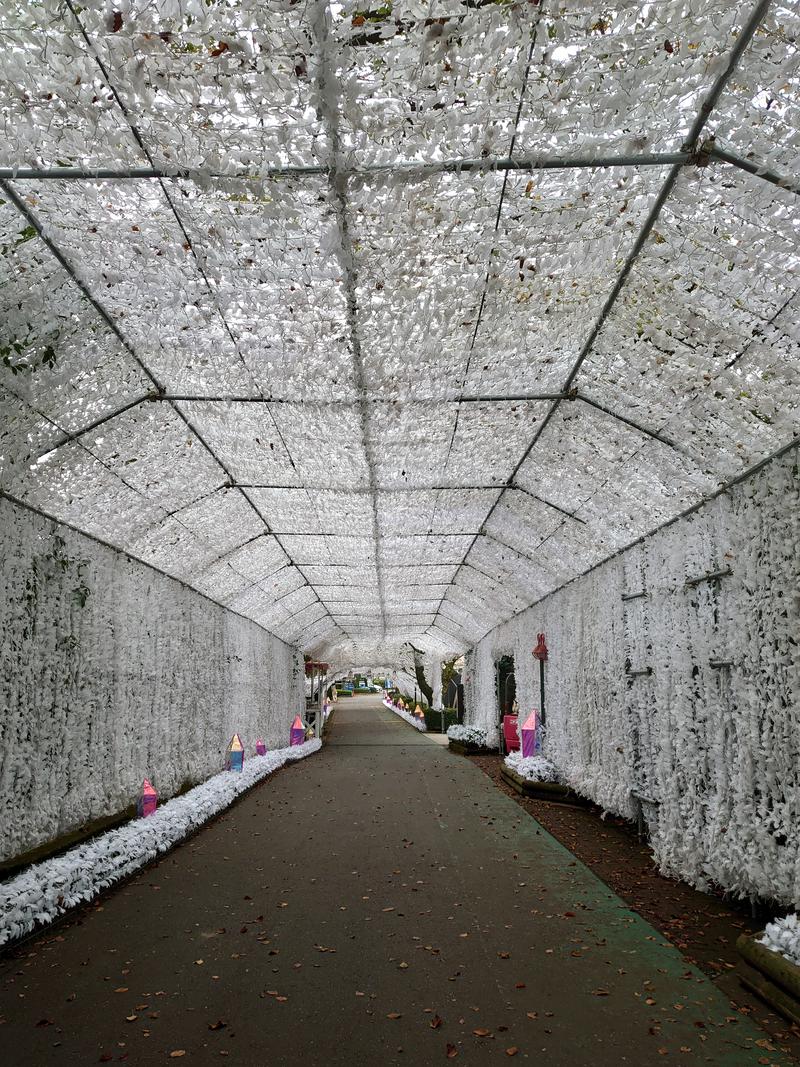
[430, 1015, 443, 1029]
[170, 1053, 186, 1059]
[498, 952, 510, 959]
[208, 1020, 227, 1030]
[125, 1014, 138, 1022]
[387, 1012, 402, 1019]
[446, 1044, 458, 1058]
[473, 1028, 491, 1037]
[592, 989, 610, 996]
[506, 1049, 519, 1057]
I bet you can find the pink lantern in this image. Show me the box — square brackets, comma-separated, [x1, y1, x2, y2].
[255, 738, 267, 755]
[521, 711, 540, 758]
[290, 715, 305, 746]
[502, 714, 519, 753]
[137, 778, 158, 818]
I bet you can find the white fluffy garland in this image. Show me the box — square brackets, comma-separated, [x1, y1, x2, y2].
[461, 450, 800, 906]
[446, 724, 489, 747]
[504, 752, 562, 784]
[0, 740, 321, 948]
[382, 698, 426, 732]
[759, 914, 800, 968]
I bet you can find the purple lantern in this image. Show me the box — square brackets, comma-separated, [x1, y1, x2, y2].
[137, 778, 158, 818]
[521, 711, 540, 758]
[255, 738, 267, 756]
[290, 715, 305, 746]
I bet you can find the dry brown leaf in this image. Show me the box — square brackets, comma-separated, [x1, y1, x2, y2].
[506, 1048, 519, 1057]
[473, 1028, 491, 1037]
[430, 1015, 443, 1029]
[387, 1012, 402, 1020]
[169, 1053, 186, 1059]
[446, 1044, 458, 1059]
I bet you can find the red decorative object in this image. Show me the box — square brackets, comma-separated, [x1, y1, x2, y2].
[533, 633, 548, 661]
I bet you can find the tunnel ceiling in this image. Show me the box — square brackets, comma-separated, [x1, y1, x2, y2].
[1, 0, 798, 663]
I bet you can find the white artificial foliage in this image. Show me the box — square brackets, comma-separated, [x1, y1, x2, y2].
[446, 724, 488, 747]
[382, 698, 427, 732]
[505, 752, 561, 784]
[0, 1, 797, 658]
[759, 914, 800, 968]
[0, 739, 321, 948]
[462, 449, 800, 906]
[0, 498, 306, 863]
[0, 0, 797, 906]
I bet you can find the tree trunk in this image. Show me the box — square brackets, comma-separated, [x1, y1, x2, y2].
[409, 645, 433, 705]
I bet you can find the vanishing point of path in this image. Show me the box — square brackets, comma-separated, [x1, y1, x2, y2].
[0, 696, 788, 1066]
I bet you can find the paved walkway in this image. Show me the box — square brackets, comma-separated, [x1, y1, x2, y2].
[0, 697, 784, 1065]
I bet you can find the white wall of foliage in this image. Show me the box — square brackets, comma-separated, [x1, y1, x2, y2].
[0, 498, 304, 864]
[464, 447, 799, 907]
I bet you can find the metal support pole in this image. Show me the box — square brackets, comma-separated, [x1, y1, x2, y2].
[0, 152, 690, 184]
[539, 658, 546, 728]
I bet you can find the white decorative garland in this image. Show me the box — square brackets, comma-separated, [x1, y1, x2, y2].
[382, 698, 427, 732]
[0, 740, 321, 948]
[759, 914, 800, 968]
[446, 724, 489, 747]
[504, 751, 562, 784]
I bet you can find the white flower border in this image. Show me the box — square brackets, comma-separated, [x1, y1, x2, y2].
[504, 751, 562, 784]
[382, 698, 426, 732]
[759, 914, 800, 968]
[446, 724, 489, 747]
[0, 740, 321, 948]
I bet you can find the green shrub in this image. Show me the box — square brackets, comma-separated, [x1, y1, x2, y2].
[423, 707, 461, 734]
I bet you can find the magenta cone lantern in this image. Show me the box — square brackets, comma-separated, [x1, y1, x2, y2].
[137, 778, 158, 818]
[290, 715, 305, 746]
[521, 711, 540, 758]
[255, 738, 267, 756]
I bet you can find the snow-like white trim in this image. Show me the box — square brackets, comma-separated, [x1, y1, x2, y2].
[504, 751, 562, 784]
[382, 698, 427, 732]
[447, 724, 489, 747]
[464, 449, 800, 906]
[0, 740, 321, 948]
[759, 914, 800, 968]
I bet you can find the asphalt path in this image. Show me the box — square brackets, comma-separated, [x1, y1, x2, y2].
[0, 695, 782, 1065]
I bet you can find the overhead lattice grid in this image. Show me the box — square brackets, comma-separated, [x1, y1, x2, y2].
[1, 0, 798, 667]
